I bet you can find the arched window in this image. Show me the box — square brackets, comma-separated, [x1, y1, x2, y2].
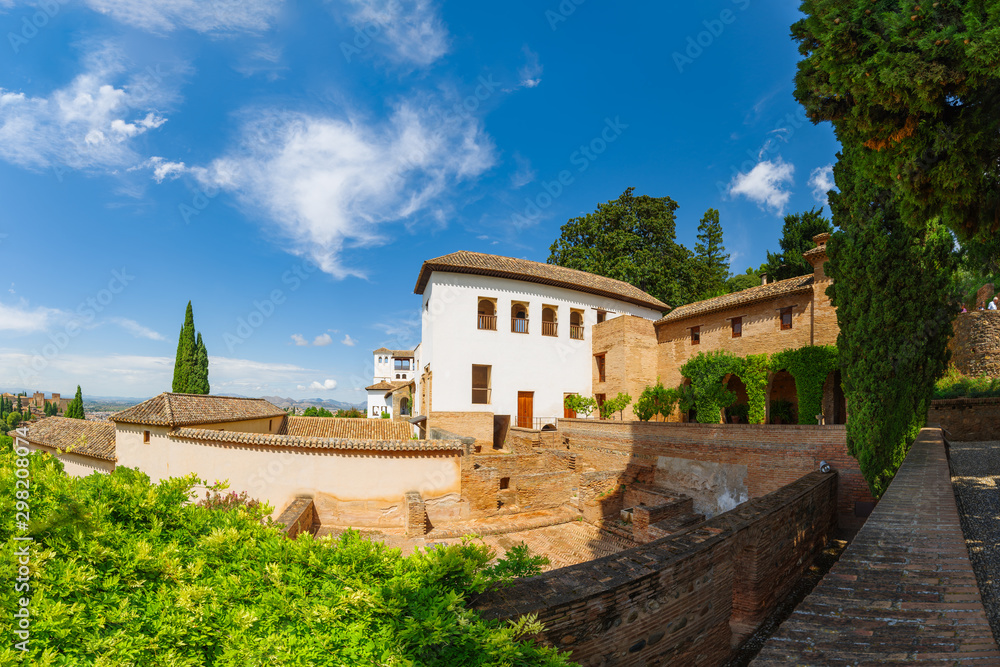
[542, 307, 557, 337]
[400, 397, 410, 416]
[478, 299, 497, 330]
[570, 310, 584, 340]
[511, 303, 529, 334]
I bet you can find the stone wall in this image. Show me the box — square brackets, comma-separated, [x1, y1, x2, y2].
[928, 397, 1000, 441]
[949, 311, 1000, 377]
[461, 449, 577, 517]
[274, 497, 320, 539]
[592, 315, 658, 421]
[475, 471, 837, 666]
[403, 491, 427, 537]
[428, 411, 494, 448]
[560, 419, 874, 519]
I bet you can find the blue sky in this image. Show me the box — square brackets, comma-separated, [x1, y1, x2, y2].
[0, 0, 841, 401]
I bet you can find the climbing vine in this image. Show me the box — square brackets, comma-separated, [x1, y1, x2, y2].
[771, 346, 839, 425]
[679, 350, 738, 423]
[736, 354, 769, 425]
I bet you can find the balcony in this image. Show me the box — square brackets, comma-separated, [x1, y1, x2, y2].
[570, 324, 584, 340]
[542, 321, 558, 337]
[478, 315, 497, 331]
[511, 317, 529, 334]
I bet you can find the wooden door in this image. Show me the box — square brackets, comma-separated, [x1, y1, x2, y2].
[517, 392, 533, 429]
[563, 393, 576, 419]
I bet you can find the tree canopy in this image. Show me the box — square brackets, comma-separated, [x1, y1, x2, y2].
[64, 386, 85, 420]
[761, 207, 834, 282]
[791, 1, 1000, 242]
[693, 208, 729, 299]
[172, 302, 210, 394]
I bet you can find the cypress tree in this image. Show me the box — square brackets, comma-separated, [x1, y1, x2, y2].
[692, 208, 729, 299]
[172, 302, 202, 394]
[65, 386, 85, 420]
[191, 333, 211, 395]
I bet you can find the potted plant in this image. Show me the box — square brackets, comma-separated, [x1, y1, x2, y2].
[728, 403, 750, 424]
[769, 399, 795, 424]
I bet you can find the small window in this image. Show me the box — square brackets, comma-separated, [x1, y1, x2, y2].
[478, 298, 497, 330]
[499, 477, 510, 490]
[596, 310, 607, 324]
[595, 354, 606, 383]
[691, 326, 700, 345]
[143, 430, 150, 444]
[394, 359, 411, 370]
[570, 310, 585, 340]
[268, 419, 272, 431]
[472, 364, 492, 404]
[780, 307, 793, 330]
[731, 317, 742, 338]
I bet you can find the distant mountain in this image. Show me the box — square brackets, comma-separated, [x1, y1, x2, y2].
[259, 396, 365, 412]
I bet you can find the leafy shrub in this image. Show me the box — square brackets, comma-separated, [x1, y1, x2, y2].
[769, 399, 796, 424]
[933, 367, 1000, 399]
[563, 394, 597, 417]
[635, 379, 682, 422]
[0, 447, 574, 666]
[598, 392, 632, 420]
[727, 403, 750, 423]
[772, 346, 838, 425]
[302, 406, 334, 417]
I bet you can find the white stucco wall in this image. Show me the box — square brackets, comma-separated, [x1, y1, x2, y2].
[367, 389, 390, 418]
[419, 272, 663, 422]
[114, 423, 461, 521]
[19, 440, 114, 476]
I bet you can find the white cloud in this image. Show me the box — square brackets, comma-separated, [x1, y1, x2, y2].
[290, 333, 309, 346]
[510, 152, 535, 189]
[0, 47, 177, 172]
[74, 0, 283, 34]
[0, 301, 65, 334]
[517, 45, 543, 88]
[195, 102, 494, 277]
[139, 156, 187, 182]
[341, 334, 356, 346]
[313, 333, 333, 346]
[342, 0, 449, 66]
[728, 157, 795, 214]
[808, 164, 835, 205]
[110, 317, 165, 340]
[298, 379, 337, 391]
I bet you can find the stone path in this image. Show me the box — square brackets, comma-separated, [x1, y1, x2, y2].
[948, 440, 1000, 648]
[753, 428, 1000, 664]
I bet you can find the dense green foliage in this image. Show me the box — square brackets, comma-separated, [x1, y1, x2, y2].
[548, 188, 736, 309]
[725, 267, 763, 294]
[760, 208, 834, 282]
[0, 395, 28, 434]
[172, 302, 211, 394]
[0, 448, 573, 666]
[792, 0, 1000, 243]
[63, 386, 85, 420]
[43, 401, 58, 418]
[771, 346, 839, 426]
[933, 367, 1000, 400]
[693, 208, 729, 299]
[302, 406, 334, 417]
[634, 380, 681, 422]
[826, 150, 958, 497]
[678, 351, 738, 423]
[598, 392, 633, 420]
[563, 394, 597, 418]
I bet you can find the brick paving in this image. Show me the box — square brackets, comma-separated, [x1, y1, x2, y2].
[753, 428, 1000, 665]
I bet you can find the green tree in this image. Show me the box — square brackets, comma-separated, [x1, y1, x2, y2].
[791, 1, 1000, 243]
[16, 395, 22, 413]
[760, 208, 833, 282]
[563, 394, 597, 418]
[190, 333, 211, 395]
[726, 266, 764, 293]
[548, 187, 695, 309]
[6, 411, 22, 429]
[64, 386, 85, 420]
[598, 392, 632, 420]
[172, 302, 210, 394]
[692, 208, 730, 299]
[826, 149, 958, 497]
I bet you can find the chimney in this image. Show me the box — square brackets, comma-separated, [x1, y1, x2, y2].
[761, 273, 768, 286]
[804, 233, 832, 281]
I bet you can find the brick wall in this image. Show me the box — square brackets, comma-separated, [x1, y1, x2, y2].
[949, 311, 1000, 377]
[475, 471, 837, 666]
[274, 497, 320, 539]
[560, 419, 874, 518]
[462, 450, 576, 516]
[592, 315, 659, 421]
[429, 411, 493, 448]
[403, 491, 427, 537]
[928, 397, 1000, 441]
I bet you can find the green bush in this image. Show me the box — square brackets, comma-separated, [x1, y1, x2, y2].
[772, 346, 838, 425]
[0, 447, 574, 666]
[933, 367, 1000, 400]
[634, 380, 679, 422]
[563, 394, 597, 418]
[769, 399, 796, 424]
[726, 403, 750, 423]
[598, 392, 633, 420]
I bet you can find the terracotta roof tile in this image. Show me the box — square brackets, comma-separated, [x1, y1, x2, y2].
[281, 416, 412, 440]
[373, 348, 414, 357]
[366, 381, 397, 391]
[109, 393, 286, 427]
[20, 417, 116, 461]
[656, 274, 814, 324]
[170, 427, 463, 452]
[414, 251, 668, 312]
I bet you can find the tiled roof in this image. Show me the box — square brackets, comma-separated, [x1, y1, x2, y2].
[413, 251, 669, 311]
[656, 274, 815, 324]
[373, 348, 414, 357]
[170, 428, 464, 452]
[384, 380, 413, 398]
[366, 381, 397, 391]
[109, 393, 286, 427]
[20, 417, 116, 461]
[282, 416, 412, 440]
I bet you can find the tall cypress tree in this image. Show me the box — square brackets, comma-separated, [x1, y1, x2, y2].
[192, 333, 211, 394]
[65, 386, 85, 420]
[692, 208, 729, 300]
[172, 302, 199, 393]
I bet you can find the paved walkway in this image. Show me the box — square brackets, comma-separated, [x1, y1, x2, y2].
[754, 428, 1000, 665]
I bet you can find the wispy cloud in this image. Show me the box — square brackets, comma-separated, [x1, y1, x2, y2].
[290, 333, 309, 346]
[341, 0, 449, 66]
[0, 301, 65, 334]
[193, 101, 494, 278]
[297, 379, 338, 391]
[509, 152, 535, 189]
[808, 164, 835, 205]
[517, 45, 543, 88]
[64, 0, 284, 34]
[728, 157, 795, 214]
[109, 317, 165, 340]
[0, 46, 178, 173]
[341, 334, 356, 346]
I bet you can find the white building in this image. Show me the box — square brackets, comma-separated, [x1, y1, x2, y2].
[367, 347, 419, 418]
[413, 251, 667, 446]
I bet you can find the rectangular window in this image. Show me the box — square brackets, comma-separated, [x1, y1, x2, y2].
[691, 326, 700, 345]
[596, 310, 607, 324]
[731, 317, 742, 338]
[143, 430, 150, 444]
[595, 354, 606, 383]
[780, 307, 793, 330]
[472, 364, 492, 404]
[394, 359, 411, 370]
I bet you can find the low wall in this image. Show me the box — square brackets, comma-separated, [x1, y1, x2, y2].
[949, 310, 1000, 377]
[475, 471, 837, 666]
[928, 396, 1000, 441]
[560, 419, 873, 518]
[461, 450, 577, 517]
[429, 411, 494, 448]
[274, 497, 320, 539]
